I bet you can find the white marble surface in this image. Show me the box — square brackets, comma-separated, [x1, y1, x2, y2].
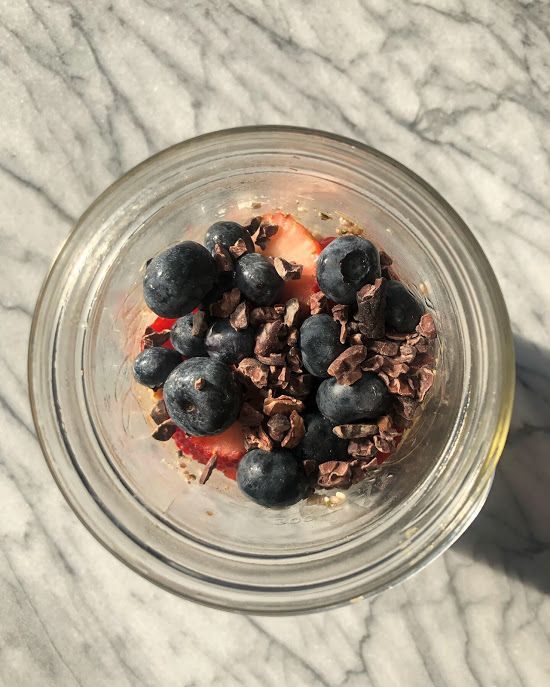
[1, 0, 549, 685]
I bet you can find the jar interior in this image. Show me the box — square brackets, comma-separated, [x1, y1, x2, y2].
[84, 164, 464, 556]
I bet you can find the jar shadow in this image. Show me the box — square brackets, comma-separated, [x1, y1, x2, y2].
[453, 335, 550, 594]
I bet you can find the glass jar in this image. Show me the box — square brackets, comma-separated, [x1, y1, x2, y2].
[29, 127, 514, 613]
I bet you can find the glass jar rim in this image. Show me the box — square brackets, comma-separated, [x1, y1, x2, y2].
[28, 126, 515, 613]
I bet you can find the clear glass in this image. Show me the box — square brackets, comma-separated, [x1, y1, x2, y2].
[28, 127, 514, 613]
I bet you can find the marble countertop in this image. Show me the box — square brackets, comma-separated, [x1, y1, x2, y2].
[2, 1, 549, 685]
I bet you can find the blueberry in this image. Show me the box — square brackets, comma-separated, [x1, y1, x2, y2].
[234, 253, 284, 306]
[316, 372, 390, 424]
[205, 319, 254, 364]
[237, 449, 306, 507]
[299, 413, 349, 463]
[170, 315, 207, 357]
[317, 235, 381, 304]
[385, 280, 424, 333]
[163, 358, 241, 436]
[143, 242, 217, 317]
[133, 347, 181, 388]
[204, 221, 254, 255]
[300, 314, 345, 378]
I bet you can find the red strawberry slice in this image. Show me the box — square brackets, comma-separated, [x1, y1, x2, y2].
[319, 236, 337, 249]
[260, 212, 322, 304]
[172, 421, 246, 480]
[150, 316, 177, 332]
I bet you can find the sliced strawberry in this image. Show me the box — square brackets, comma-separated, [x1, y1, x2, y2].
[150, 316, 177, 332]
[260, 212, 322, 304]
[319, 236, 337, 249]
[172, 421, 246, 480]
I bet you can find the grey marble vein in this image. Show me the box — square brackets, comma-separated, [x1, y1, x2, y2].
[1, 0, 549, 685]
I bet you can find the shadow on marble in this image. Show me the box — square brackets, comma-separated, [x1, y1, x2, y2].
[454, 335, 550, 595]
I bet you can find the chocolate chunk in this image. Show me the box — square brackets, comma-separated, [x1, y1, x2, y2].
[269, 364, 286, 386]
[350, 333, 365, 346]
[382, 264, 400, 281]
[379, 251, 393, 266]
[255, 320, 287, 357]
[150, 399, 170, 425]
[281, 410, 305, 449]
[380, 427, 400, 442]
[257, 353, 287, 366]
[332, 304, 349, 322]
[229, 301, 249, 330]
[394, 396, 419, 419]
[239, 402, 264, 426]
[142, 328, 171, 349]
[416, 313, 436, 339]
[413, 336, 430, 354]
[249, 306, 281, 326]
[283, 298, 301, 328]
[350, 456, 379, 482]
[263, 395, 305, 416]
[194, 377, 205, 390]
[397, 344, 417, 363]
[387, 376, 415, 396]
[236, 358, 269, 388]
[287, 373, 312, 398]
[373, 434, 394, 453]
[317, 461, 352, 489]
[347, 439, 377, 458]
[244, 216, 262, 234]
[274, 257, 303, 281]
[286, 327, 299, 347]
[332, 304, 349, 344]
[191, 310, 208, 337]
[309, 291, 327, 315]
[378, 370, 391, 387]
[229, 238, 250, 259]
[415, 367, 435, 401]
[253, 223, 278, 249]
[152, 420, 177, 441]
[377, 415, 393, 432]
[199, 454, 217, 484]
[267, 413, 291, 442]
[356, 278, 386, 339]
[213, 243, 233, 272]
[386, 331, 409, 341]
[286, 346, 302, 372]
[361, 354, 385, 371]
[327, 345, 367, 385]
[381, 360, 410, 378]
[209, 287, 241, 317]
[276, 366, 291, 388]
[244, 426, 273, 452]
[368, 340, 399, 356]
[333, 423, 378, 439]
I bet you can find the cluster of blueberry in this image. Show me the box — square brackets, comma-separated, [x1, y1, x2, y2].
[133, 216, 435, 508]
